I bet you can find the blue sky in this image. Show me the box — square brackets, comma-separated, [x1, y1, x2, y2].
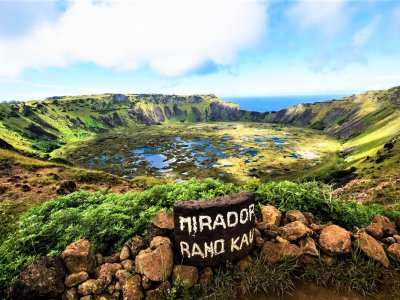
[0, 0, 399, 101]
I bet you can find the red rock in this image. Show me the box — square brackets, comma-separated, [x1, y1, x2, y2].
[61, 239, 95, 274]
[278, 221, 312, 241]
[260, 241, 302, 264]
[319, 225, 351, 256]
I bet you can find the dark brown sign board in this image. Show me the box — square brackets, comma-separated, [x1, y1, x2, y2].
[174, 191, 256, 267]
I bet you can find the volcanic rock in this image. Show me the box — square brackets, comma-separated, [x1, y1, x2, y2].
[319, 225, 351, 256]
[61, 239, 95, 274]
[9, 256, 65, 300]
[278, 221, 312, 241]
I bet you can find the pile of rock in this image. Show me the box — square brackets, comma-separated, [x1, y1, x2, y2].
[8, 206, 400, 300]
[256, 206, 400, 268]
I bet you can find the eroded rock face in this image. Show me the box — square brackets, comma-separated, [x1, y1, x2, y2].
[61, 239, 95, 274]
[356, 232, 389, 267]
[172, 265, 199, 288]
[9, 256, 66, 300]
[260, 241, 302, 264]
[278, 221, 312, 242]
[135, 237, 174, 282]
[261, 205, 282, 226]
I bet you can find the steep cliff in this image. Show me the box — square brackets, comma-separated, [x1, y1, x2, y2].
[0, 94, 241, 156]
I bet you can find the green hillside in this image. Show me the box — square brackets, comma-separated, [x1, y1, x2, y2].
[0, 94, 240, 157]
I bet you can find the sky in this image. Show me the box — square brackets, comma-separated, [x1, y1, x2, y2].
[0, 0, 399, 101]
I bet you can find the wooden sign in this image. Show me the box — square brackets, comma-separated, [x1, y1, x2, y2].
[174, 192, 256, 267]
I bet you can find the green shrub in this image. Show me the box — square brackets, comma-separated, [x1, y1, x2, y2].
[0, 178, 398, 294]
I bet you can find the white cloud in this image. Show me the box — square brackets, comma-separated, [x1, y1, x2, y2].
[352, 18, 378, 49]
[0, 0, 267, 78]
[285, 0, 349, 36]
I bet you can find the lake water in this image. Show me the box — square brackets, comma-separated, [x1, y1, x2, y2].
[222, 95, 346, 113]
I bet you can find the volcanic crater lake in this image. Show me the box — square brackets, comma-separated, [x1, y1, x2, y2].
[57, 123, 340, 183]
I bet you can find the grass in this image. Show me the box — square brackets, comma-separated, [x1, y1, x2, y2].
[1, 178, 399, 294]
[57, 122, 340, 184]
[302, 250, 389, 295]
[167, 253, 398, 299]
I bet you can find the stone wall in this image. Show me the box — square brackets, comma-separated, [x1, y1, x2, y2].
[8, 202, 400, 300]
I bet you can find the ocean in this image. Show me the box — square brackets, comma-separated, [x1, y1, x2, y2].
[222, 95, 346, 113]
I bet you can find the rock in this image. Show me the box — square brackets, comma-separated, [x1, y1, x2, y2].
[387, 243, 400, 262]
[236, 255, 253, 272]
[94, 294, 112, 300]
[120, 246, 131, 261]
[145, 282, 171, 300]
[135, 238, 173, 281]
[320, 254, 337, 266]
[198, 267, 213, 285]
[365, 223, 384, 240]
[264, 226, 279, 238]
[95, 254, 103, 266]
[319, 225, 351, 256]
[299, 237, 319, 256]
[103, 252, 120, 264]
[21, 184, 31, 192]
[373, 215, 397, 236]
[65, 271, 89, 287]
[309, 223, 323, 232]
[152, 210, 174, 230]
[112, 94, 128, 103]
[115, 270, 133, 286]
[94, 263, 122, 280]
[278, 221, 312, 241]
[150, 236, 172, 249]
[61, 239, 95, 274]
[123, 275, 143, 300]
[9, 256, 65, 300]
[255, 237, 264, 249]
[77, 279, 101, 295]
[286, 210, 308, 224]
[172, 265, 199, 288]
[62, 288, 79, 300]
[302, 212, 315, 224]
[396, 216, 400, 230]
[125, 236, 147, 258]
[121, 259, 135, 272]
[260, 241, 302, 264]
[276, 236, 290, 244]
[356, 232, 390, 267]
[394, 235, 400, 243]
[382, 237, 396, 245]
[261, 205, 282, 226]
[57, 180, 77, 195]
[141, 275, 155, 290]
[146, 223, 169, 241]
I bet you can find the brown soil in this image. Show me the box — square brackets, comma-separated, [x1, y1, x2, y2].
[0, 164, 139, 206]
